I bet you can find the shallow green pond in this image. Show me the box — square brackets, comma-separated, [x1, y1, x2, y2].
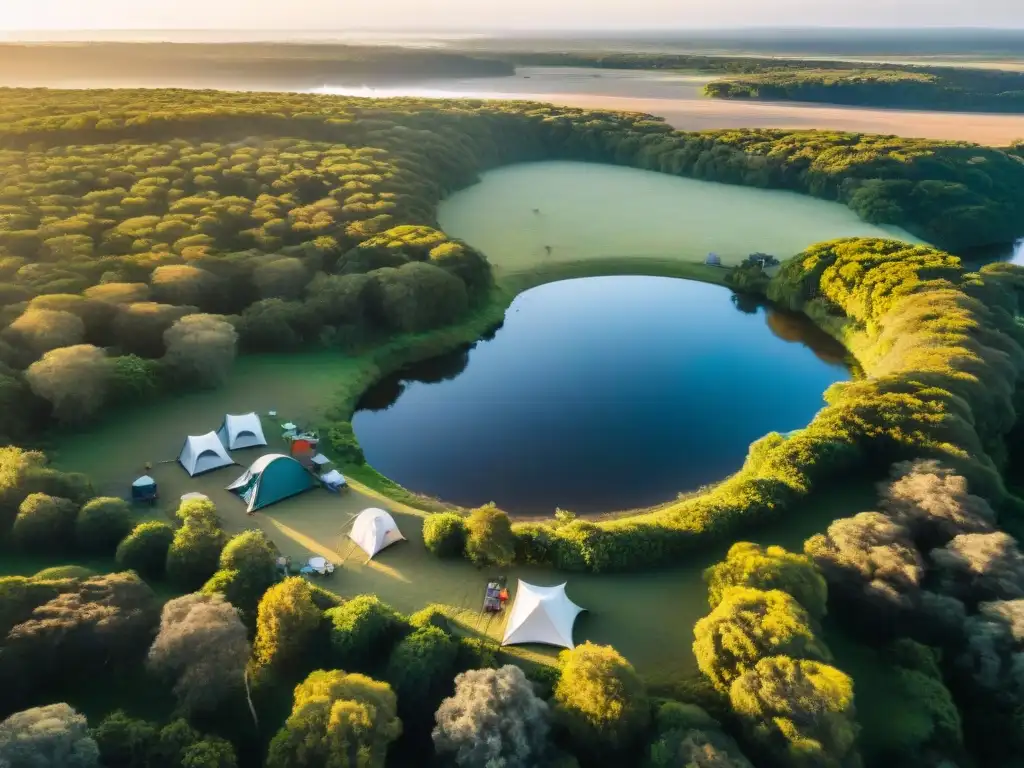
[438, 160, 923, 268]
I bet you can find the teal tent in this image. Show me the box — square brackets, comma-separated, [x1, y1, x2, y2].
[225, 454, 317, 512]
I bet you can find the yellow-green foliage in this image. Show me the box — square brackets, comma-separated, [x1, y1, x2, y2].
[705, 542, 828, 620]
[553, 642, 650, 756]
[267, 669, 402, 768]
[693, 586, 831, 692]
[251, 577, 321, 679]
[511, 238, 1024, 572]
[729, 656, 859, 767]
[464, 504, 515, 568]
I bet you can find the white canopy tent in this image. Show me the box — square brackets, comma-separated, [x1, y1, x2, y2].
[501, 580, 585, 649]
[349, 508, 405, 558]
[178, 432, 234, 477]
[217, 412, 268, 450]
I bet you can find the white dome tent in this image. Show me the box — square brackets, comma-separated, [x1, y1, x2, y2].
[349, 508, 405, 559]
[217, 412, 268, 450]
[501, 580, 585, 649]
[178, 432, 234, 477]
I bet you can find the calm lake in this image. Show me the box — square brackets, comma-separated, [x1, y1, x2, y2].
[353, 276, 849, 516]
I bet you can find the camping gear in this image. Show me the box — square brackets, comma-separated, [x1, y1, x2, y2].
[178, 432, 234, 477]
[310, 453, 331, 468]
[217, 412, 268, 450]
[320, 470, 346, 492]
[225, 453, 318, 512]
[180, 492, 210, 503]
[501, 580, 585, 649]
[290, 438, 317, 458]
[308, 556, 335, 575]
[281, 422, 297, 439]
[131, 475, 158, 502]
[483, 582, 503, 612]
[349, 508, 405, 558]
[268, 411, 277, 417]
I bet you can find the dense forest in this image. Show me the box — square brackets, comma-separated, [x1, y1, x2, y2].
[703, 66, 1024, 113]
[0, 43, 513, 88]
[0, 87, 1021, 444]
[0, 87, 1023, 766]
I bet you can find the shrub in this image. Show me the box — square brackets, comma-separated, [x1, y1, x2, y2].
[25, 344, 110, 423]
[266, 670, 401, 768]
[465, 504, 515, 568]
[433, 665, 550, 768]
[115, 521, 175, 579]
[33, 565, 95, 581]
[0, 703, 99, 768]
[423, 512, 467, 558]
[704, 541, 828, 620]
[553, 642, 650, 758]
[147, 593, 250, 714]
[325, 421, 365, 464]
[693, 586, 831, 692]
[201, 530, 279, 620]
[165, 514, 227, 592]
[11, 493, 78, 552]
[327, 594, 410, 669]
[75, 497, 133, 554]
[729, 656, 859, 767]
[251, 577, 321, 680]
[385, 625, 459, 719]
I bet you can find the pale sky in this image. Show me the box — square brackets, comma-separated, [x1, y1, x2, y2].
[2, 0, 1022, 31]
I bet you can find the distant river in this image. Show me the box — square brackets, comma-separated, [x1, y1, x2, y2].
[353, 276, 849, 516]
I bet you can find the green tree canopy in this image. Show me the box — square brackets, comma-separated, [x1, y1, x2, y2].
[266, 669, 402, 768]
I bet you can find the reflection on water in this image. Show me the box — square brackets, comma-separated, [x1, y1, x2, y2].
[353, 276, 848, 515]
[765, 308, 849, 367]
[1012, 240, 1024, 265]
[357, 349, 471, 412]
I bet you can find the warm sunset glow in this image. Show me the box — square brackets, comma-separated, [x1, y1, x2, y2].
[1, 0, 1021, 31]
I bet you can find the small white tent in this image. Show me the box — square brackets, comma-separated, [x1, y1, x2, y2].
[349, 508, 405, 558]
[217, 412, 268, 450]
[501, 580, 585, 649]
[178, 432, 234, 477]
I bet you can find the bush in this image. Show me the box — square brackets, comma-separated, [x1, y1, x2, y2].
[0, 703, 99, 768]
[76, 497, 133, 554]
[433, 665, 550, 768]
[115, 521, 175, 579]
[202, 530, 279, 620]
[33, 565, 95, 581]
[465, 504, 515, 568]
[325, 421, 365, 464]
[327, 594, 410, 669]
[266, 670, 401, 768]
[11, 493, 78, 552]
[251, 577, 321, 680]
[553, 643, 650, 758]
[165, 513, 226, 592]
[423, 512, 467, 558]
[385, 625, 459, 719]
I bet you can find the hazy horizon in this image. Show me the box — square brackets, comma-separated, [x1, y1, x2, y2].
[2, 0, 1023, 34]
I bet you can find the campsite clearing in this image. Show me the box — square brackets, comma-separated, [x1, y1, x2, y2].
[52, 406, 873, 682]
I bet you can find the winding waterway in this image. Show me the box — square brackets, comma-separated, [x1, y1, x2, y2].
[353, 276, 849, 515]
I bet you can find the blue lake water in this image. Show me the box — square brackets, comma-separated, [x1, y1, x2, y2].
[353, 276, 849, 515]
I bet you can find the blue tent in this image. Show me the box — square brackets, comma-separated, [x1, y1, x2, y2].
[226, 454, 317, 512]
